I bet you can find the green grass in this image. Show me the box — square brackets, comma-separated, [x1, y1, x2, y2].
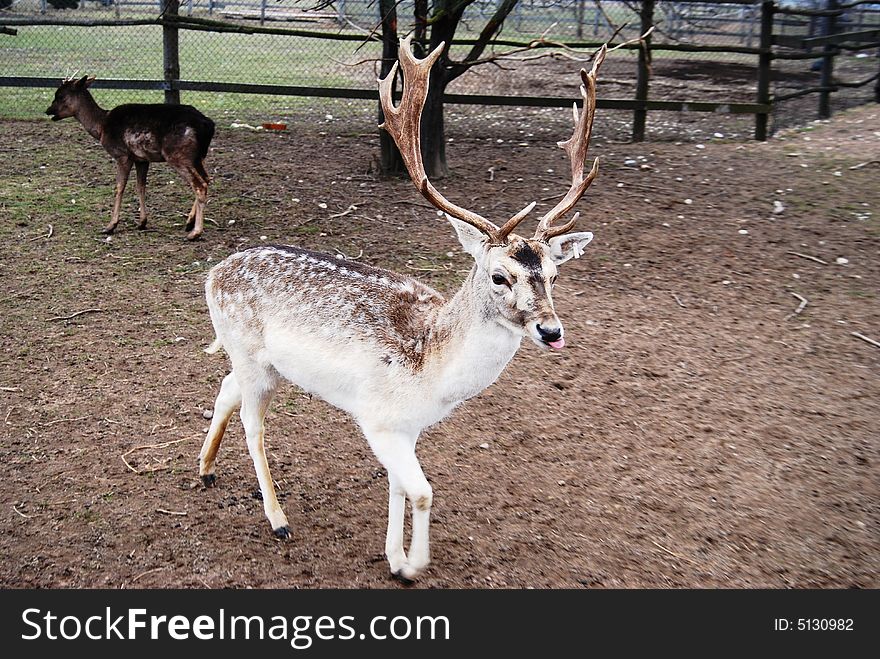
[2, 21, 377, 120]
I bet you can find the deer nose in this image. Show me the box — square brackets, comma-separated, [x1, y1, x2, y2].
[536, 324, 562, 344]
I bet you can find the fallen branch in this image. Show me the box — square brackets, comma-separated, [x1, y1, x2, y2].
[45, 308, 104, 322]
[651, 539, 693, 563]
[848, 160, 880, 170]
[156, 508, 187, 516]
[851, 331, 880, 349]
[785, 292, 809, 320]
[786, 251, 828, 265]
[131, 566, 164, 584]
[42, 498, 78, 507]
[121, 437, 190, 474]
[28, 224, 54, 242]
[0, 386, 22, 393]
[328, 201, 368, 219]
[40, 416, 88, 427]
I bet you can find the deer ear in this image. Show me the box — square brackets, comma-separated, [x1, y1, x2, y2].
[547, 231, 594, 265]
[76, 75, 95, 89]
[447, 215, 488, 259]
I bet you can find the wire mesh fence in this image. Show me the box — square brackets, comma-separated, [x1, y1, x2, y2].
[0, 0, 877, 138]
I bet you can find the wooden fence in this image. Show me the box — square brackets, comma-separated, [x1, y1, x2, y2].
[1, 0, 878, 140]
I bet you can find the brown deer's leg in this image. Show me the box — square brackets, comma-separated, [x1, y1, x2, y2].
[134, 162, 149, 228]
[104, 158, 133, 234]
[186, 159, 210, 240]
[169, 157, 208, 241]
[134, 161, 149, 229]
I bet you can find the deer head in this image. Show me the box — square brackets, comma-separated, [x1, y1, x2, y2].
[379, 37, 603, 350]
[46, 75, 97, 121]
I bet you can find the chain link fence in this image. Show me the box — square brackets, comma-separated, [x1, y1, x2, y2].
[1, 1, 877, 138]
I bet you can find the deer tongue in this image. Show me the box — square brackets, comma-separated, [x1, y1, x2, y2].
[549, 338, 565, 350]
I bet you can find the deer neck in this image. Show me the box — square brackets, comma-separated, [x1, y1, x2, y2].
[73, 92, 108, 141]
[426, 266, 523, 403]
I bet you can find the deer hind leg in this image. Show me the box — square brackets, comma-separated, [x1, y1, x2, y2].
[168, 157, 208, 241]
[104, 158, 133, 234]
[239, 375, 290, 538]
[134, 161, 149, 229]
[184, 160, 209, 240]
[364, 429, 432, 581]
[199, 370, 242, 486]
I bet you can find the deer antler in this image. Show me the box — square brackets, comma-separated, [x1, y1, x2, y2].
[533, 44, 606, 242]
[379, 36, 534, 245]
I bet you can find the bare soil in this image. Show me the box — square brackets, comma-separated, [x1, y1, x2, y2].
[0, 97, 877, 588]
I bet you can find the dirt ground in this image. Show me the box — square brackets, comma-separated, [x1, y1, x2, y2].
[0, 92, 877, 588]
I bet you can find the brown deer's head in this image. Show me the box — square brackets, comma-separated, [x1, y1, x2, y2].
[46, 75, 96, 121]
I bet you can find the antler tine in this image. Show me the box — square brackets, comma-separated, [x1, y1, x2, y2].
[379, 36, 503, 243]
[496, 201, 536, 241]
[533, 44, 607, 242]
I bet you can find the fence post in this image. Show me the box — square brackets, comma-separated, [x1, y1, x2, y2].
[818, 0, 838, 119]
[162, 0, 181, 105]
[632, 0, 654, 142]
[755, 0, 774, 141]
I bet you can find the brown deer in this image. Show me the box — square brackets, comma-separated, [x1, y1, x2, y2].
[45, 75, 215, 240]
[199, 37, 605, 581]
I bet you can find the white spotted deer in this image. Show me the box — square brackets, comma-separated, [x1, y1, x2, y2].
[199, 37, 606, 581]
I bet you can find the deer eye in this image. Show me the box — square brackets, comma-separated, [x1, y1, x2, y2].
[491, 273, 510, 287]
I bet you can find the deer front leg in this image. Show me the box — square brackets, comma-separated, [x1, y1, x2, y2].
[385, 471, 408, 575]
[104, 158, 133, 234]
[365, 429, 433, 581]
[239, 383, 290, 539]
[134, 161, 149, 229]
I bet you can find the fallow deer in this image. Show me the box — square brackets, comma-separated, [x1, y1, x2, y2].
[199, 37, 606, 581]
[45, 75, 215, 240]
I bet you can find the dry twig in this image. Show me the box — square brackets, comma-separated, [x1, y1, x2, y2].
[672, 293, 686, 308]
[46, 308, 104, 322]
[651, 539, 693, 563]
[27, 225, 54, 242]
[851, 332, 880, 349]
[786, 251, 828, 265]
[785, 292, 809, 320]
[121, 437, 190, 474]
[848, 160, 880, 170]
[12, 504, 32, 519]
[40, 416, 88, 427]
[156, 508, 187, 516]
[131, 567, 164, 583]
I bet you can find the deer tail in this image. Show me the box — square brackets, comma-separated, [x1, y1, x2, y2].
[204, 336, 223, 355]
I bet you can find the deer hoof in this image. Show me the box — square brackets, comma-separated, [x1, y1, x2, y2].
[101, 226, 116, 235]
[200, 474, 217, 488]
[185, 230, 203, 241]
[390, 570, 416, 586]
[273, 526, 291, 540]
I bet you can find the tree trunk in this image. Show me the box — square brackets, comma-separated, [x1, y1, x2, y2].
[378, 0, 404, 175]
[421, 71, 448, 179]
[416, 4, 460, 179]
